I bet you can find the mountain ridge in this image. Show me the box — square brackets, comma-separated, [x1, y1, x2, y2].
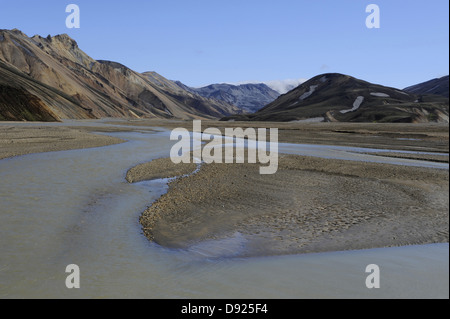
[1, 29, 448, 123]
[222, 73, 449, 123]
[0, 29, 239, 121]
[404, 76, 449, 98]
[173, 81, 280, 113]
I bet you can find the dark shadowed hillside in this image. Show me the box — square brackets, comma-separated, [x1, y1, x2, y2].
[222, 73, 449, 123]
[404, 76, 449, 98]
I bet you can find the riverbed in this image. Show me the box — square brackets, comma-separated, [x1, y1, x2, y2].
[0, 123, 448, 298]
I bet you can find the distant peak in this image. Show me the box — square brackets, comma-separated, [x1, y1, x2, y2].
[97, 60, 128, 70]
[303, 73, 361, 85]
[142, 71, 159, 76]
[311, 73, 350, 80]
[0, 28, 29, 38]
[36, 33, 78, 47]
[53, 33, 72, 40]
[10, 28, 28, 37]
[52, 34, 78, 47]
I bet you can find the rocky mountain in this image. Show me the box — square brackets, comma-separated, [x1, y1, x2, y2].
[174, 81, 280, 113]
[404, 76, 449, 98]
[142, 72, 239, 117]
[222, 73, 449, 123]
[0, 29, 239, 121]
[0, 59, 91, 121]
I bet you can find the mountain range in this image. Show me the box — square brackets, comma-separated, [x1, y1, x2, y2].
[223, 73, 449, 123]
[173, 81, 280, 113]
[1, 29, 449, 123]
[0, 29, 239, 121]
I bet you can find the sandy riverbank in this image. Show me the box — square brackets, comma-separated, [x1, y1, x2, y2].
[126, 157, 197, 183]
[362, 152, 449, 163]
[129, 155, 449, 257]
[0, 124, 126, 160]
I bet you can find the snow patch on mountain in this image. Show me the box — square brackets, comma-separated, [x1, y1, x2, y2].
[299, 85, 319, 101]
[341, 96, 365, 114]
[371, 92, 390, 98]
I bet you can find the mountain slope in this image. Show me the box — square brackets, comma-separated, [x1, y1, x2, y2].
[174, 82, 280, 113]
[142, 72, 240, 118]
[0, 29, 238, 121]
[0, 84, 60, 122]
[404, 76, 449, 98]
[0, 59, 94, 121]
[223, 73, 449, 123]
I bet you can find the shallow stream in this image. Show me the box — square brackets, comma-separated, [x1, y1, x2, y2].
[0, 123, 448, 298]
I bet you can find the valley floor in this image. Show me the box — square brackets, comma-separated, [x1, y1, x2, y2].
[110, 119, 450, 154]
[1, 119, 448, 159]
[1, 119, 448, 257]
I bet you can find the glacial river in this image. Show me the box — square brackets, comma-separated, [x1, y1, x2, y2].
[0, 122, 448, 298]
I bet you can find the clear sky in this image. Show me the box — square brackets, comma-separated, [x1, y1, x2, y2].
[1, 0, 448, 89]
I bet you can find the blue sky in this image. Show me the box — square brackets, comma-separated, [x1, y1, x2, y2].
[0, 0, 448, 89]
